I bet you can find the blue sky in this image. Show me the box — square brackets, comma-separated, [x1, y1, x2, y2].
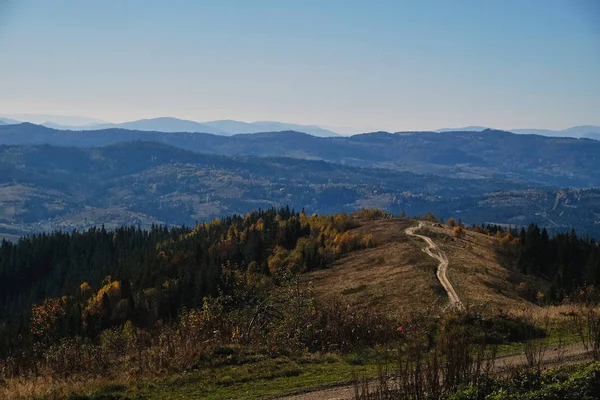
[0, 0, 598, 132]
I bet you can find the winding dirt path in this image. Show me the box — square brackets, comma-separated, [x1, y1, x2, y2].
[275, 222, 591, 400]
[405, 222, 463, 309]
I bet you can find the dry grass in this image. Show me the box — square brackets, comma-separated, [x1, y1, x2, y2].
[308, 217, 554, 317]
[306, 217, 444, 316]
[424, 223, 550, 314]
[0, 375, 119, 400]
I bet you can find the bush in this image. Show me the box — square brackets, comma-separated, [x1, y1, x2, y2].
[352, 208, 388, 220]
[453, 226, 466, 238]
[449, 362, 600, 400]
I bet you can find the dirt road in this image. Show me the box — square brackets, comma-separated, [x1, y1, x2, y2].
[277, 343, 590, 400]
[405, 222, 463, 309]
[275, 222, 590, 400]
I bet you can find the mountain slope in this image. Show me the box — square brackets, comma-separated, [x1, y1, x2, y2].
[0, 142, 599, 241]
[36, 117, 340, 137]
[0, 113, 105, 126]
[511, 125, 600, 139]
[84, 117, 225, 134]
[308, 217, 549, 315]
[0, 118, 22, 125]
[584, 132, 600, 141]
[204, 120, 339, 137]
[435, 126, 490, 132]
[2, 124, 600, 188]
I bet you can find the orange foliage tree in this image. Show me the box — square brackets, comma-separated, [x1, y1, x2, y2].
[453, 226, 466, 238]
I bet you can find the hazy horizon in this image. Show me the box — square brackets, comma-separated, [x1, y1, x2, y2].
[1, 0, 599, 132]
[2, 112, 600, 135]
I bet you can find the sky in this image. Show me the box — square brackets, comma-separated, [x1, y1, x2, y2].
[0, 0, 599, 133]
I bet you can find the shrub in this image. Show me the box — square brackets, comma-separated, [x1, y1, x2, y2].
[453, 226, 466, 238]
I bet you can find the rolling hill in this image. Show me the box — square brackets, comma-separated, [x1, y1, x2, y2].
[0, 141, 599, 241]
[17, 116, 341, 137]
[0, 113, 105, 126]
[511, 125, 600, 138]
[202, 119, 339, 137]
[0, 118, 22, 125]
[435, 126, 490, 132]
[307, 216, 549, 315]
[2, 123, 600, 188]
[435, 125, 600, 139]
[80, 117, 225, 135]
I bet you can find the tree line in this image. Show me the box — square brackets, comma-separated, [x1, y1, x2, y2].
[0, 207, 373, 358]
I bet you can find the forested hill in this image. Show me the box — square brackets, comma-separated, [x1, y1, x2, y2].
[0, 209, 372, 353]
[0, 209, 598, 374]
[2, 123, 600, 188]
[1, 142, 600, 239]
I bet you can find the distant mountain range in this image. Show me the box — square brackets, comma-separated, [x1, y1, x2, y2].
[0, 141, 599, 241]
[0, 115, 340, 137]
[2, 114, 598, 139]
[510, 125, 600, 139]
[0, 118, 23, 125]
[2, 123, 600, 188]
[1, 123, 600, 239]
[0, 114, 106, 126]
[436, 125, 600, 139]
[435, 126, 490, 133]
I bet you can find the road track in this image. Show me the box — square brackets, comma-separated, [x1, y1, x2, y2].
[405, 222, 463, 309]
[276, 222, 589, 400]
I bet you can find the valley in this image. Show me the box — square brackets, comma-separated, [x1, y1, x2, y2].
[4, 2, 600, 398]
[1, 131, 600, 241]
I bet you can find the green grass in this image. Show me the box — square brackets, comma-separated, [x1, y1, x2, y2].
[448, 362, 600, 400]
[61, 314, 588, 400]
[494, 327, 581, 357]
[70, 350, 386, 400]
[72, 330, 582, 400]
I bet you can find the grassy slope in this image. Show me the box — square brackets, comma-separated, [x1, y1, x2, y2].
[424, 223, 550, 313]
[307, 216, 546, 316]
[7, 216, 563, 400]
[305, 217, 444, 316]
[6, 352, 384, 400]
[125, 354, 378, 400]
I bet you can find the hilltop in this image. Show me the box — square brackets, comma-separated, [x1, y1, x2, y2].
[307, 215, 549, 315]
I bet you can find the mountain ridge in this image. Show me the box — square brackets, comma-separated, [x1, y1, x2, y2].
[435, 125, 600, 139]
[2, 114, 598, 139]
[1, 141, 599, 241]
[1, 123, 599, 188]
[8, 116, 341, 137]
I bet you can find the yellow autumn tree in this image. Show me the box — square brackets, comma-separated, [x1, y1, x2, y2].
[85, 278, 121, 316]
[453, 226, 466, 238]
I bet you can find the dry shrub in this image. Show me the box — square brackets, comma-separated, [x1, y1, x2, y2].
[452, 226, 466, 239]
[353, 308, 536, 399]
[353, 209, 389, 220]
[521, 314, 549, 371]
[568, 306, 600, 360]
